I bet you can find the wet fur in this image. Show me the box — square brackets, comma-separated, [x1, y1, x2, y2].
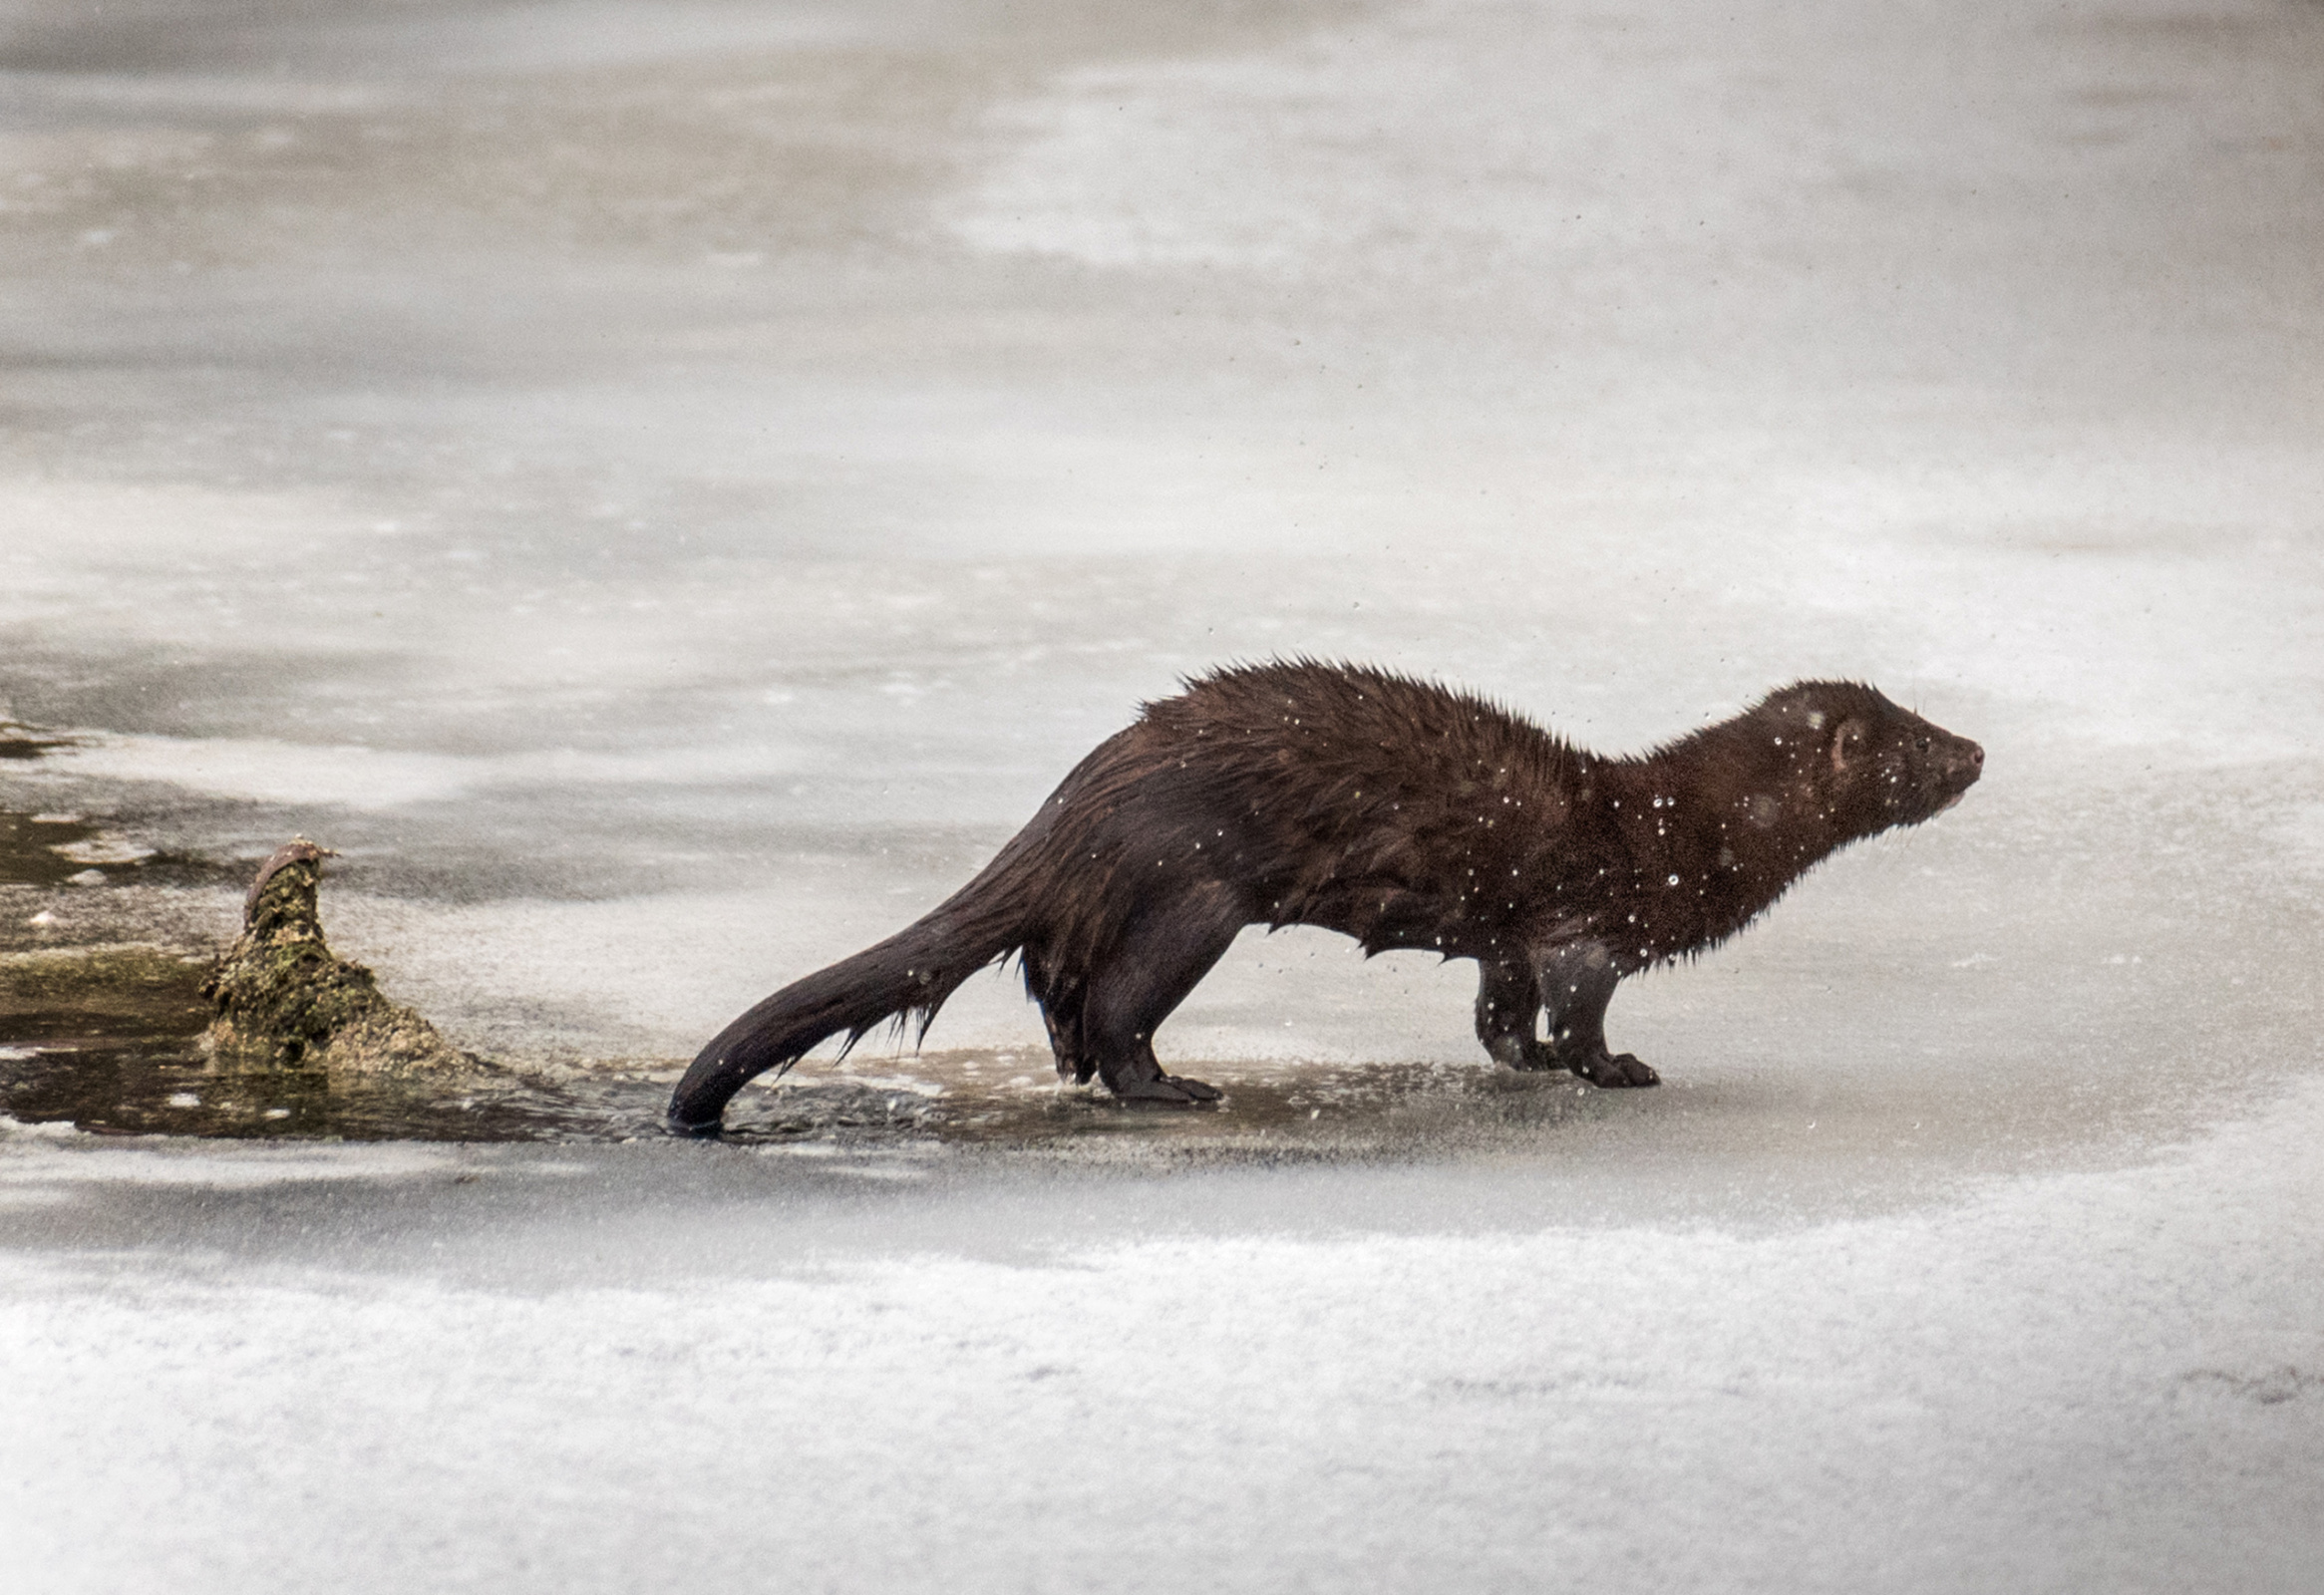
[670, 660, 1983, 1130]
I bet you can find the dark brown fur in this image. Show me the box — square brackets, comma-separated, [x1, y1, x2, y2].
[670, 660, 1982, 1130]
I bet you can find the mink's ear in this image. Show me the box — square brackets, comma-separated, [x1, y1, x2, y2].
[1829, 718, 1869, 773]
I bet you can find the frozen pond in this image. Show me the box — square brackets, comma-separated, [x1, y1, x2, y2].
[3, 0, 2323, 1589]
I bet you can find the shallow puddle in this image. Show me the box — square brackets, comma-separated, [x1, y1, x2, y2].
[0, 925, 1593, 1153]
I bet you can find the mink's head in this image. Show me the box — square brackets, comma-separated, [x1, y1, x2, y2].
[1753, 682, 1983, 839]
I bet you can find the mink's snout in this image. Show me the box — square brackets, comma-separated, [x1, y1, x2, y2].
[1920, 733, 1984, 816]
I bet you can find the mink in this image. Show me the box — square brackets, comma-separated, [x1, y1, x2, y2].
[670, 660, 1983, 1131]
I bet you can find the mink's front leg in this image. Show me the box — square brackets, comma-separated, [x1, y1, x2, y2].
[1534, 941, 1659, 1088]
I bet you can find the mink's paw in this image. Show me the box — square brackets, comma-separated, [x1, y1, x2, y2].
[1571, 1052, 1660, 1088]
[1488, 1035, 1556, 1073]
[1113, 1073, 1223, 1108]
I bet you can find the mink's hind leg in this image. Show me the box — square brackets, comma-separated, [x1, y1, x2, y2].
[1040, 1000, 1091, 1084]
[1475, 952, 1552, 1072]
[1022, 947, 1094, 1084]
[1535, 941, 1660, 1088]
[1081, 882, 1244, 1106]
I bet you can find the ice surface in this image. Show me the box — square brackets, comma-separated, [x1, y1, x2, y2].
[1, 0, 2322, 1587]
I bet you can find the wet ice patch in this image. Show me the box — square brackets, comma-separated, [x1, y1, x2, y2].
[0, 1139, 455, 1187]
[0, 1113, 80, 1139]
[52, 736, 477, 810]
[0, 810, 136, 889]
[47, 837, 158, 867]
[313, 0, 871, 78]
[46, 732, 811, 812]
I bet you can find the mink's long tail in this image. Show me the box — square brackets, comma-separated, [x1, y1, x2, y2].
[666, 857, 1039, 1134]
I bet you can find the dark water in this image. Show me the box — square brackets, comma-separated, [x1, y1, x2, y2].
[0, 1032, 1599, 1150]
[0, 1045, 650, 1140]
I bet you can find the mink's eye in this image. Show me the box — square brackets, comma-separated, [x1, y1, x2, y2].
[1914, 736, 1931, 754]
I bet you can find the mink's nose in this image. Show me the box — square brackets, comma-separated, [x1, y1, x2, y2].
[1958, 740, 1985, 780]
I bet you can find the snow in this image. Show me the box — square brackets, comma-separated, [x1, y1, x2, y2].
[1, 0, 2322, 1587]
[3, 1080, 2322, 1593]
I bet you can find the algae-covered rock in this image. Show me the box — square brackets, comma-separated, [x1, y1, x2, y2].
[202, 839, 476, 1076]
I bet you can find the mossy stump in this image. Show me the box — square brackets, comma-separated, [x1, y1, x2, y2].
[202, 839, 475, 1076]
